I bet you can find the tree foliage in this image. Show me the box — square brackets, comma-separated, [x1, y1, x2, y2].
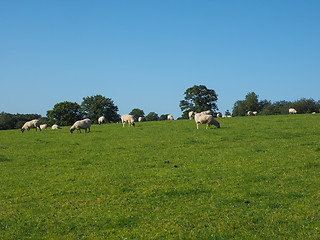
[81, 95, 120, 123]
[179, 85, 218, 119]
[46, 101, 82, 126]
[233, 93, 320, 116]
[129, 108, 145, 121]
[145, 112, 159, 121]
[0, 112, 41, 130]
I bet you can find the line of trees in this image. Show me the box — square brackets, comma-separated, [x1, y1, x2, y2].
[1, 87, 319, 130]
[233, 92, 320, 116]
[0, 113, 41, 130]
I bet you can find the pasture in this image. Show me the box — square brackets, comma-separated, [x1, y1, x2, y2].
[0, 114, 319, 239]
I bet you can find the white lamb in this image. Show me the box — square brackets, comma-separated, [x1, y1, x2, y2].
[121, 114, 135, 127]
[39, 124, 47, 130]
[70, 119, 91, 133]
[247, 111, 253, 116]
[289, 108, 297, 114]
[98, 116, 106, 125]
[52, 124, 61, 130]
[194, 113, 220, 130]
[217, 113, 222, 118]
[167, 114, 174, 120]
[253, 111, 258, 116]
[138, 117, 143, 122]
[21, 119, 41, 133]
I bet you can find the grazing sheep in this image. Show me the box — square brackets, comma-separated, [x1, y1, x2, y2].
[70, 119, 91, 133]
[289, 108, 297, 114]
[312, 112, 316, 114]
[195, 113, 220, 130]
[39, 124, 47, 130]
[98, 116, 106, 125]
[121, 114, 135, 127]
[52, 124, 61, 130]
[138, 117, 143, 122]
[253, 111, 258, 116]
[21, 119, 41, 133]
[217, 113, 222, 118]
[247, 111, 253, 116]
[167, 114, 174, 120]
[188, 111, 194, 120]
[222, 115, 227, 118]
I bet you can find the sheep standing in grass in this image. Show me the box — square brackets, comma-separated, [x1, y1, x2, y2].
[289, 108, 297, 114]
[121, 114, 135, 127]
[194, 113, 220, 130]
[247, 111, 253, 116]
[188, 111, 194, 120]
[138, 117, 143, 122]
[52, 124, 61, 129]
[167, 114, 174, 120]
[70, 119, 92, 133]
[21, 119, 41, 133]
[253, 111, 258, 116]
[39, 124, 47, 130]
[98, 116, 106, 125]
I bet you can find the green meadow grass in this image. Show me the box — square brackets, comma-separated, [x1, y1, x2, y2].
[0, 114, 319, 239]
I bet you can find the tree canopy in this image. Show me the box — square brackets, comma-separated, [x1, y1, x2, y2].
[46, 101, 82, 126]
[81, 95, 120, 123]
[179, 85, 218, 118]
[129, 108, 145, 121]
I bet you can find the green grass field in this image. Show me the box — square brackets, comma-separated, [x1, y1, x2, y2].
[0, 114, 319, 239]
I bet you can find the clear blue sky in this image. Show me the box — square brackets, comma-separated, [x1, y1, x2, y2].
[1, 1, 319, 118]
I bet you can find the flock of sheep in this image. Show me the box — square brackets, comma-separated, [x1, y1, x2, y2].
[20, 107, 304, 133]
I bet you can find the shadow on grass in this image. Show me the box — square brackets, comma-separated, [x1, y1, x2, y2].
[0, 155, 11, 162]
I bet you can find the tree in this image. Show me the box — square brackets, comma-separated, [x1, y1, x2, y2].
[179, 85, 218, 119]
[159, 114, 169, 120]
[129, 108, 145, 121]
[232, 92, 266, 116]
[46, 101, 82, 126]
[245, 92, 259, 112]
[81, 95, 120, 123]
[145, 112, 159, 121]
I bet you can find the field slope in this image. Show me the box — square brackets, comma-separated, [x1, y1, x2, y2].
[0, 114, 319, 239]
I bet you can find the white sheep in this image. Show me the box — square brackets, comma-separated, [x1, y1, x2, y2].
[70, 119, 91, 133]
[167, 114, 174, 120]
[98, 116, 106, 125]
[217, 113, 222, 118]
[247, 111, 253, 116]
[138, 117, 143, 122]
[253, 111, 258, 116]
[39, 124, 47, 130]
[289, 108, 297, 114]
[188, 111, 194, 120]
[194, 113, 220, 130]
[21, 119, 41, 133]
[201, 110, 212, 115]
[121, 114, 135, 127]
[52, 124, 61, 130]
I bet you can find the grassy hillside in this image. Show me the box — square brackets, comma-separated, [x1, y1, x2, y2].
[0, 114, 319, 239]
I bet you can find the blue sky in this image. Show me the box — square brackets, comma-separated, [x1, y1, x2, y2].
[1, 1, 319, 118]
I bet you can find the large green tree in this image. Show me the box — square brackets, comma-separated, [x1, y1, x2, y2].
[129, 108, 145, 121]
[81, 95, 120, 123]
[46, 101, 82, 126]
[145, 112, 159, 121]
[179, 85, 218, 119]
